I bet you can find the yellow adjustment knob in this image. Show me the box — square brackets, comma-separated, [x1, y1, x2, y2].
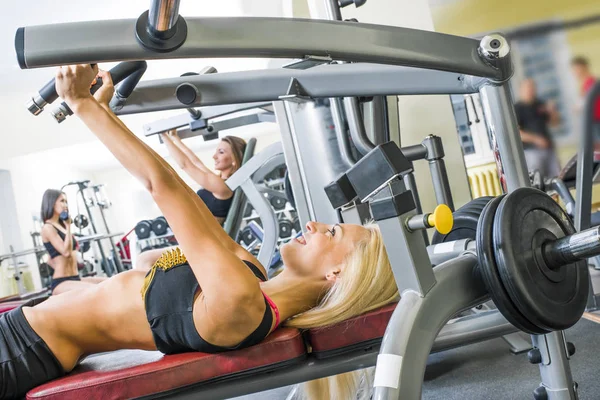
[427, 204, 453, 235]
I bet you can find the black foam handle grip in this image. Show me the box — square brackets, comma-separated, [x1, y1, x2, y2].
[115, 61, 148, 98]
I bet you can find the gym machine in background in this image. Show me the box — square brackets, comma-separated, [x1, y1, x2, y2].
[61, 180, 126, 277]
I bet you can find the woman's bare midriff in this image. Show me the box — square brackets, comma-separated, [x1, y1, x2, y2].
[47, 252, 78, 279]
[22, 270, 156, 372]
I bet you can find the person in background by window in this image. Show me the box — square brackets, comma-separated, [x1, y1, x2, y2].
[571, 56, 600, 136]
[514, 78, 562, 179]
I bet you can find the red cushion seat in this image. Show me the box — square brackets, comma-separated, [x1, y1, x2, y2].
[306, 302, 397, 357]
[27, 328, 306, 400]
[0, 301, 26, 314]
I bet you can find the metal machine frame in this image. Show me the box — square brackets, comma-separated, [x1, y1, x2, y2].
[15, 0, 579, 398]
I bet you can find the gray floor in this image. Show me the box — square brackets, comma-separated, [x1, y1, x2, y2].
[229, 266, 600, 400]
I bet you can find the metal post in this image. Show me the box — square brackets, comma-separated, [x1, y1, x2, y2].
[344, 97, 375, 156]
[404, 171, 428, 246]
[148, 0, 181, 38]
[330, 98, 356, 167]
[365, 96, 391, 146]
[9, 245, 25, 295]
[78, 184, 112, 277]
[479, 75, 578, 399]
[96, 204, 125, 273]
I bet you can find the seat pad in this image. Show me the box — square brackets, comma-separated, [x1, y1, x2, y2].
[306, 302, 397, 357]
[27, 327, 306, 400]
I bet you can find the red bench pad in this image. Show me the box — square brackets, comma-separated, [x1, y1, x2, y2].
[0, 301, 26, 314]
[27, 328, 305, 400]
[306, 303, 397, 355]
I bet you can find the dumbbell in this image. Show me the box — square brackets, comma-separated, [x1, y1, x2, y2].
[279, 219, 294, 238]
[73, 214, 89, 229]
[240, 226, 257, 246]
[135, 220, 152, 239]
[151, 216, 169, 236]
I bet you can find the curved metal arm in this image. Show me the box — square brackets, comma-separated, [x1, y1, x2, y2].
[15, 17, 505, 81]
[344, 97, 375, 156]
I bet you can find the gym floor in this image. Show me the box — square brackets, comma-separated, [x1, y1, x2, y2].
[232, 266, 600, 400]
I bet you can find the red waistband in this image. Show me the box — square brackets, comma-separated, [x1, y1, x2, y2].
[261, 291, 280, 329]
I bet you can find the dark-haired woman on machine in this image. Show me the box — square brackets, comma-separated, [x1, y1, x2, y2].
[40, 189, 107, 295]
[134, 130, 247, 270]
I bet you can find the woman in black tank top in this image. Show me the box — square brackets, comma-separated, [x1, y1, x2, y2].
[162, 129, 246, 224]
[40, 189, 107, 295]
[135, 131, 247, 270]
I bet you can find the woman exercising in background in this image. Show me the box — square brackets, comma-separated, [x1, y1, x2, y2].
[0, 65, 398, 400]
[134, 131, 247, 270]
[162, 129, 246, 225]
[40, 189, 106, 295]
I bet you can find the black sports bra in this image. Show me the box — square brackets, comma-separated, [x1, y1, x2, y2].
[141, 248, 277, 354]
[42, 224, 77, 259]
[196, 189, 233, 219]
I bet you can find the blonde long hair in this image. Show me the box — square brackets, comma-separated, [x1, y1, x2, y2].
[284, 223, 399, 400]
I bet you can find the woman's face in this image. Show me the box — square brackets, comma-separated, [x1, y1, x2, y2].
[53, 194, 68, 217]
[280, 221, 369, 280]
[213, 141, 235, 171]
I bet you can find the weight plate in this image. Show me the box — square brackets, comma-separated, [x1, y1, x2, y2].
[135, 220, 152, 239]
[476, 195, 546, 335]
[494, 188, 589, 332]
[432, 196, 494, 244]
[152, 217, 168, 236]
[270, 195, 287, 210]
[279, 220, 293, 238]
[240, 226, 256, 246]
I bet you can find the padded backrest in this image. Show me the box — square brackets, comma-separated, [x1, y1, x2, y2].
[223, 138, 257, 238]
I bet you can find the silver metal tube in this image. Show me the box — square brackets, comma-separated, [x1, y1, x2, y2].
[373, 253, 487, 399]
[479, 75, 576, 399]
[148, 0, 180, 35]
[544, 226, 600, 268]
[574, 82, 600, 232]
[429, 159, 455, 211]
[344, 97, 375, 156]
[427, 239, 474, 266]
[432, 310, 517, 353]
[366, 96, 390, 146]
[531, 333, 578, 399]
[324, 0, 343, 20]
[330, 98, 356, 167]
[479, 83, 530, 192]
[551, 178, 576, 216]
[406, 214, 429, 231]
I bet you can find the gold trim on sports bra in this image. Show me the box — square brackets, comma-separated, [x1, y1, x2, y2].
[141, 247, 188, 301]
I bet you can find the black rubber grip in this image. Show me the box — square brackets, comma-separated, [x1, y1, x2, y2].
[15, 28, 26, 69]
[40, 78, 59, 103]
[115, 61, 147, 98]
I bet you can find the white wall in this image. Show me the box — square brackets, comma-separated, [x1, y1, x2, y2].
[307, 0, 472, 212]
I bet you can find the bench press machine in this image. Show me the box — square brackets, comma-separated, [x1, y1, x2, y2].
[14, 1, 594, 398]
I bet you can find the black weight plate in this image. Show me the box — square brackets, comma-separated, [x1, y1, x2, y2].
[477, 195, 546, 335]
[432, 196, 494, 244]
[270, 195, 287, 210]
[494, 188, 589, 332]
[152, 217, 168, 236]
[279, 220, 293, 238]
[135, 220, 152, 239]
[240, 226, 257, 246]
